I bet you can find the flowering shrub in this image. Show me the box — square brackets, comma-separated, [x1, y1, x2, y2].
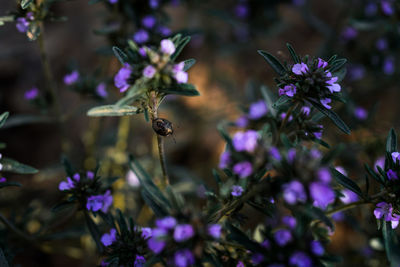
[1, 0, 400, 266]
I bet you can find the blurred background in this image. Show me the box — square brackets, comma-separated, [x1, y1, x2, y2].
[0, 0, 399, 266]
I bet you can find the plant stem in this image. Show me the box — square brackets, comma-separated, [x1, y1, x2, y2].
[279, 102, 297, 132]
[0, 212, 34, 242]
[149, 92, 170, 189]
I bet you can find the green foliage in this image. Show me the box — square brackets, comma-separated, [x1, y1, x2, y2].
[0, 157, 38, 174]
[257, 50, 287, 76]
[87, 105, 141, 117]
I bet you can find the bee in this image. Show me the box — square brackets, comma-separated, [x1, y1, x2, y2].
[152, 118, 174, 137]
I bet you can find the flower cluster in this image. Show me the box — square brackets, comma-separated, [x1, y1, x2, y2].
[15, 12, 34, 33]
[146, 216, 222, 267]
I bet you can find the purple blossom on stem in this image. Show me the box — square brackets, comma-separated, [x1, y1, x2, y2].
[269, 146, 281, 161]
[134, 255, 146, 267]
[96, 83, 108, 98]
[174, 224, 195, 242]
[348, 64, 365, 81]
[235, 115, 248, 128]
[160, 39, 176, 55]
[340, 189, 359, 204]
[233, 161, 253, 178]
[148, 228, 167, 254]
[341, 26, 358, 41]
[149, 0, 159, 9]
[141, 227, 152, 239]
[391, 152, 400, 163]
[0, 177, 6, 183]
[156, 216, 177, 230]
[317, 58, 328, 69]
[143, 65, 157, 78]
[231, 185, 244, 197]
[207, 224, 222, 239]
[114, 64, 132, 92]
[383, 56, 395, 75]
[354, 107, 368, 120]
[289, 251, 312, 267]
[63, 70, 79, 85]
[236, 261, 245, 267]
[274, 229, 292, 246]
[283, 180, 307, 205]
[365, 2, 377, 16]
[86, 190, 113, 213]
[311, 240, 324, 256]
[141, 15, 156, 29]
[310, 182, 335, 210]
[251, 254, 265, 265]
[86, 171, 94, 179]
[278, 84, 297, 97]
[218, 151, 231, 169]
[157, 26, 172, 36]
[282, 216, 297, 229]
[317, 168, 331, 183]
[376, 38, 388, 51]
[16, 17, 29, 33]
[301, 106, 311, 116]
[133, 29, 149, 44]
[232, 130, 259, 153]
[292, 62, 309, 75]
[325, 72, 341, 93]
[320, 98, 332, 109]
[374, 202, 400, 228]
[58, 177, 75, 191]
[174, 249, 195, 267]
[387, 169, 398, 181]
[172, 62, 188, 84]
[234, 4, 249, 19]
[139, 47, 147, 57]
[381, 0, 394, 15]
[25, 87, 39, 100]
[287, 148, 296, 164]
[248, 100, 268, 119]
[101, 228, 117, 246]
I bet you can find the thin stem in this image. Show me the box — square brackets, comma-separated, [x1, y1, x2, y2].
[279, 102, 297, 132]
[0, 213, 34, 242]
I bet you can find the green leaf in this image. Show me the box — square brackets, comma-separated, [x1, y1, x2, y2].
[183, 58, 196, 71]
[171, 36, 191, 61]
[0, 181, 22, 189]
[257, 50, 286, 76]
[329, 58, 347, 73]
[2, 114, 54, 129]
[212, 169, 222, 186]
[364, 163, 385, 184]
[331, 67, 347, 83]
[309, 206, 335, 231]
[0, 112, 9, 128]
[84, 212, 103, 253]
[286, 43, 300, 63]
[382, 221, 400, 267]
[273, 95, 291, 109]
[21, 0, 34, 9]
[330, 167, 363, 198]
[386, 128, 397, 153]
[0, 157, 38, 174]
[260, 86, 276, 116]
[308, 98, 350, 134]
[0, 16, 14, 26]
[159, 83, 200, 96]
[112, 46, 128, 65]
[87, 105, 140, 117]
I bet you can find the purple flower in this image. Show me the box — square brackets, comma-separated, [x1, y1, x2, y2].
[365, 2, 378, 16]
[283, 180, 307, 205]
[278, 84, 297, 97]
[310, 182, 335, 210]
[282, 216, 297, 229]
[248, 100, 268, 119]
[208, 224, 222, 239]
[341, 26, 358, 41]
[25, 87, 39, 100]
[332, 211, 345, 222]
[114, 64, 132, 92]
[160, 39, 176, 55]
[233, 161, 253, 178]
[58, 177, 75, 191]
[311, 240, 324, 256]
[381, 0, 394, 15]
[347, 64, 365, 81]
[376, 38, 388, 51]
[139, 47, 147, 57]
[64, 70, 79, 85]
[289, 251, 312, 267]
[354, 107, 368, 120]
[375, 156, 385, 171]
[148, 228, 167, 254]
[320, 98, 332, 109]
[232, 130, 259, 153]
[143, 65, 157, 78]
[174, 249, 195, 267]
[149, 0, 159, 9]
[172, 62, 188, 83]
[231, 185, 244, 197]
[96, 83, 108, 98]
[340, 189, 359, 204]
[292, 63, 309, 75]
[317, 58, 328, 69]
[157, 26, 172, 36]
[287, 148, 296, 164]
[310, 149, 322, 159]
[251, 253, 265, 265]
[101, 228, 117, 246]
[86, 190, 113, 213]
[141, 227, 152, 239]
[73, 173, 80, 182]
[156, 217, 177, 230]
[109, 0, 118, 3]
[236, 261, 245, 267]
[218, 151, 231, 169]
[134, 255, 146, 267]
[0, 177, 6, 183]
[280, 112, 293, 122]
[234, 4, 249, 19]
[301, 106, 311, 116]
[87, 171, 94, 179]
[274, 229, 292, 246]
[387, 169, 398, 181]
[133, 29, 149, 44]
[383, 56, 395, 75]
[325, 72, 341, 93]
[235, 116, 249, 128]
[269, 146, 281, 161]
[141, 15, 156, 29]
[174, 224, 195, 242]
[374, 202, 395, 222]
[391, 152, 400, 163]
[16, 17, 29, 33]
[317, 168, 331, 183]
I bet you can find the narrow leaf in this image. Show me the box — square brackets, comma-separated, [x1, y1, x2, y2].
[386, 128, 397, 153]
[21, 0, 34, 9]
[183, 58, 196, 71]
[159, 83, 200, 96]
[0, 112, 9, 128]
[286, 43, 300, 63]
[0, 157, 38, 174]
[330, 167, 363, 197]
[257, 50, 286, 76]
[171, 36, 191, 61]
[112, 46, 128, 65]
[87, 105, 140, 117]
